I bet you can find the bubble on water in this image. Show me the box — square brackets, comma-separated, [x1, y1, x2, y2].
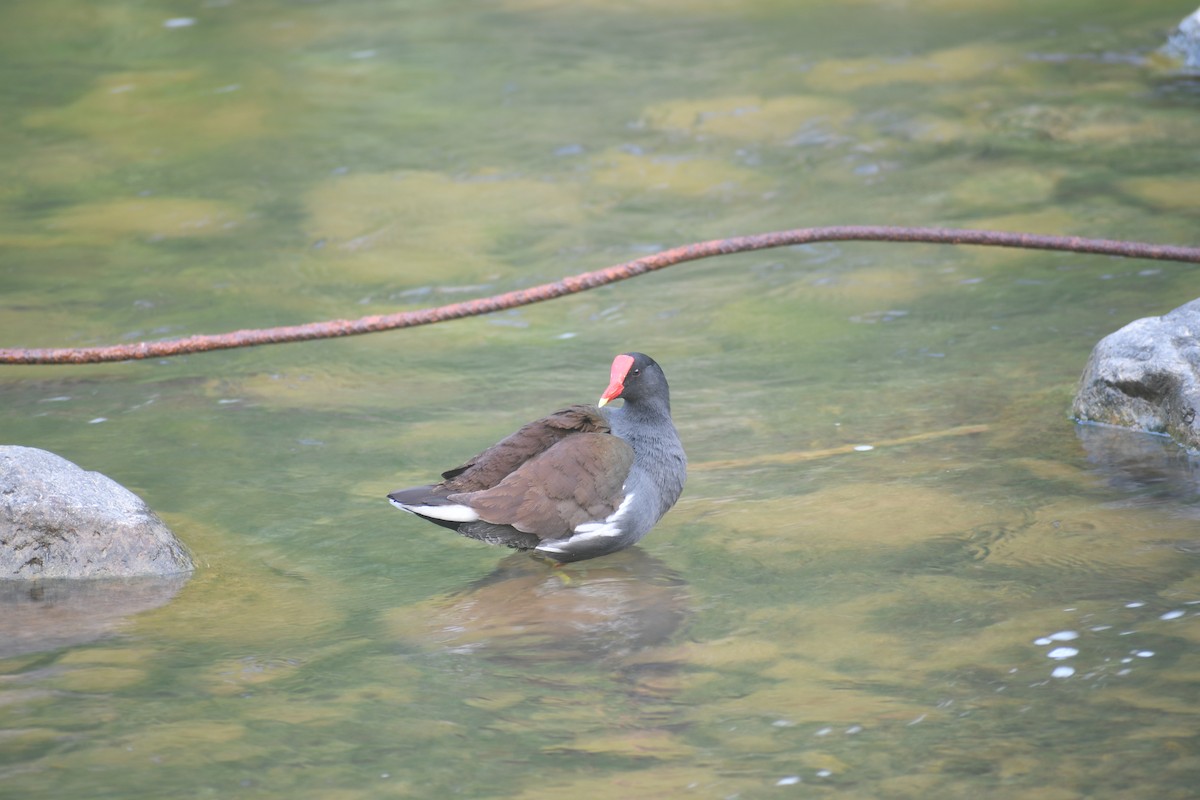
[845, 725, 863, 735]
[772, 719, 795, 728]
[816, 769, 833, 778]
[1048, 630, 1079, 641]
[88, 417, 107, 424]
[1047, 647, 1078, 660]
[1034, 637, 1053, 646]
[1160, 610, 1184, 621]
[1135, 650, 1155, 658]
[163, 17, 196, 28]
[776, 776, 801, 786]
[814, 727, 833, 737]
[1125, 601, 1145, 608]
[1052, 666, 1075, 678]
[853, 445, 874, 452]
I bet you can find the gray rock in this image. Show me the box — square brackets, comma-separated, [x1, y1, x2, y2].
[1163, 8, 1200, 71]
[1, 446, 194, 579]
[1073, 298, 1200, 451]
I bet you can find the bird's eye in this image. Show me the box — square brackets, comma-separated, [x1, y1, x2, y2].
[631, 368, 641, 377]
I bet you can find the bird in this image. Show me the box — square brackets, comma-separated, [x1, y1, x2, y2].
[387, 352, 686, 563]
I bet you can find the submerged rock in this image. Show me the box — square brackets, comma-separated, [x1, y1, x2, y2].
[1072, 299, 1200, 452]
[0, 445, 193, 579]
[0, 575, 189, 658]
[1075, 423, 1200, 500]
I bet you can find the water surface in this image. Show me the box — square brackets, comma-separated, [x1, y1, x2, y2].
[2, 1, 1199, 797]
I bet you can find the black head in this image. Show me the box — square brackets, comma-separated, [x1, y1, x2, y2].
[599, 352, 671, 410]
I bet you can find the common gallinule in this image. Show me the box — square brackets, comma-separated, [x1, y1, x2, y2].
[387, 352, 686, 563]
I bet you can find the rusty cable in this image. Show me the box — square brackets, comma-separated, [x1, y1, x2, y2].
[2, 226, 1198, 365]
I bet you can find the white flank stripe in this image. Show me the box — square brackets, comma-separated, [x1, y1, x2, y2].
[389, 498, 479, 523]
[535, 493, 636, 557]
[569, 492, 635, 542]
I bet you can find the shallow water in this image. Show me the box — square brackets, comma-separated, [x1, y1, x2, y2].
[2, 0, 1199, 797]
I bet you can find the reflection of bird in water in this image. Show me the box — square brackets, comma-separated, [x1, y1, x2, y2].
[385, 548, 690, 665]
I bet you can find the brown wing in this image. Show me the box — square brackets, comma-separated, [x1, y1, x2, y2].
[448, 432, 634, 540]
[439, 405, 610, 493]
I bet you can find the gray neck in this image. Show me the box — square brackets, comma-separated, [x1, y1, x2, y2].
[605, 400, 686, 524]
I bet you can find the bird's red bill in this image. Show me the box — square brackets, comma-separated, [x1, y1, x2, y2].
[600, 353, 635, 406]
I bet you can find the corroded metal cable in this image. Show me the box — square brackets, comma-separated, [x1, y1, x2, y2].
[3, 226, 1198, 365]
